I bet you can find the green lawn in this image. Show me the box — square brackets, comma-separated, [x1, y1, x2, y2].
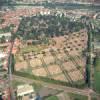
[21, 45, 40, 53]
[20, 45, 47, 54]
[12, 80, 24, 88]
[94, 72, 100, 93]
[68, 93, 88, 100]
[45, 96, 59, 100]
[31, 82, 42, 92]
[94, 57, 100, 93]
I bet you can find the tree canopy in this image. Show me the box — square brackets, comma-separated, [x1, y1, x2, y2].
[17, 15, 85, 40]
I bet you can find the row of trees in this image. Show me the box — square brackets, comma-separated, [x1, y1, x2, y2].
[14, 71, 86, 89]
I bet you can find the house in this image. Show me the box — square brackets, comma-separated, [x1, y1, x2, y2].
[17, 84, 36, 100]
[0, 52, 7, 59]
[0, 52, 7, 69]
[0, 32, 11, 42]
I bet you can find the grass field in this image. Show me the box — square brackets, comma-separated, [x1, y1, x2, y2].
[45, 96, 59, 100]
[94, 57, 100, 93]
[20, 45, 41, 53]
[31, 82, 42, 92]
[94, 72, 100, 93]
[68, 93, 88, 100]
[12, 80, 24, 88]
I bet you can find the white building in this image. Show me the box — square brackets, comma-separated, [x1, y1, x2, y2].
[0, 32, 11, 38]
[0, 32, 11, 42]
[17, 84, 36, 100]
[0, 52, 7, 69]
[40, 10, 51, 15]
[0, 53, 7, 59]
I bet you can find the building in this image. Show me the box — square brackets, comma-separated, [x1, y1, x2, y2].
[17, 84, 36, 100]
[0, 32, 11, 42]
[0, 52, 7, 59]
[0, 52, 7, 70]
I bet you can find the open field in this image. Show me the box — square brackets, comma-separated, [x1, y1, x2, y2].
[15, 61, 28, 71]
[68, 70, 83, 81]
[32, 68, 47, 77]
[30, 59, 42, 68]
[15, 30, 88, 84]
[53, 74, 67, 82]
[63, 61, 77, 72]
[48, 65, 62, 75]
[20, 45, 46, 54]
[43, 56, 55, 65]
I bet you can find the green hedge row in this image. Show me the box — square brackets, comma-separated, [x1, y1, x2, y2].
[14, 71, 86, 89]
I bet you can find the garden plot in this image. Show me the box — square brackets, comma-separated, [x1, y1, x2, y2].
[62, 61, 77, 72]
[52, 74, 68, 82]
[32, 67, 47, 77]
[30, 59, 42, 68]
[68, 70, 83, 81]
[15, 61, 27, 71]
[73, 56, 86, 67]
[52, 36, 66, 48]
[43, 55, 55, 65]
[47, 64, 62, 75]
[65, 42, 82, 56]
[64, 32, 88, 56]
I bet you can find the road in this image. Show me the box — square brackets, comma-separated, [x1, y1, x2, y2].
[12, 75, 99, 98]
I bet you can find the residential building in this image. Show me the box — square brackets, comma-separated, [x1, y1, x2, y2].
[17, 84, 36, 100]
[0, 32, 11, 42]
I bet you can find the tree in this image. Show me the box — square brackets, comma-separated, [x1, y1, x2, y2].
[0, 0, 10, 9]
[42, 51, 46, 56]
[0, 36, 6, 43]
[74, 98, 79, 100]
[10, 54, 15, 73]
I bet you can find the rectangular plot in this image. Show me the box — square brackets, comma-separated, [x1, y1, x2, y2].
[15, 61, 27, 71]
[68, 49, 80, 56]
[62, 62, 76, 72]
[68, 70, 83, 81]
[52, 74, 68, 82]
[74, 56, 86, 67]
[48, 65, 62, 75]
[43, 56, 55, 65]
[30, 59, 42, 68]
[32, 68, 47, 77]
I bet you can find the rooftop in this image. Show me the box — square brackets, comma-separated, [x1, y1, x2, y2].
[17, 84, 35, 97]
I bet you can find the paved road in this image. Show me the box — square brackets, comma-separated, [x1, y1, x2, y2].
[12, 75, 94, 97]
